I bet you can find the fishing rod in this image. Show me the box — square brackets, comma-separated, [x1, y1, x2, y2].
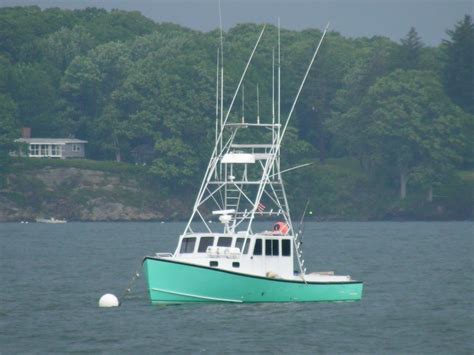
[297, 199, 311, 244]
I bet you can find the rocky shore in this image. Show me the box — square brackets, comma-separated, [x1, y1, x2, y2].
[1, 162, 472, 222]
[0, 167, 188, 222]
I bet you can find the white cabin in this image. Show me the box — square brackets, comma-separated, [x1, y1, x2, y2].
[171, 230, 294, 278]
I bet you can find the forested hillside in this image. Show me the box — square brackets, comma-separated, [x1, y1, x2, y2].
[0, 6, 472, 220]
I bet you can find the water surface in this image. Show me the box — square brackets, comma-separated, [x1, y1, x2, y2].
[0, 222, 472, 353]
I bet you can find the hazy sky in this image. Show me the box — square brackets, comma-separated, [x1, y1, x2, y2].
[2, 0, 472, 45]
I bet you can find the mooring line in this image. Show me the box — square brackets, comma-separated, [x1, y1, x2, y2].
[120, 261, 142, 303]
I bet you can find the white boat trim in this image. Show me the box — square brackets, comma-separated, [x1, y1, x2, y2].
[151, 287, 243, 303]
[221, 152, 256, 164]
[212, 209, 236, 215]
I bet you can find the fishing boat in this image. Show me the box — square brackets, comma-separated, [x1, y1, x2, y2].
[143, 23, 363, 304]
[35, 217, 67, 224]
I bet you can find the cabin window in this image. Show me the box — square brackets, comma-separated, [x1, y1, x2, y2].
[265, 240, 271, 255]
[282, 239, 291, 256]
[180, 237, 196, 253]
[217, 237, 232, 247]
[243, 239, 250, 254]
[235, 238, 250, 254]
[265, 239, 280, 256]
[198, 237, 214, 252]
[253, 239, 262, 255]
[210, 261, 218, 267]
[232, 262, 240, 268]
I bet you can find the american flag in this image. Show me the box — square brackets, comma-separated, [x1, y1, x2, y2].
[257, 202, 266, 213]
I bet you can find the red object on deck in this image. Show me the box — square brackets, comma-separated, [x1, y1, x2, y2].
[273, 222, 289, 235]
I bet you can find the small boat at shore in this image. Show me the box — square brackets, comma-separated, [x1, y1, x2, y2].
[143, 23, 363, 304]
[35, 217, 67, 224]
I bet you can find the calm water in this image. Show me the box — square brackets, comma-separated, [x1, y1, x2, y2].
[0, 221, 472, 354]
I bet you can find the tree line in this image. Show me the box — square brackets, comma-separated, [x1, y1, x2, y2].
[0, 6, 472, 201]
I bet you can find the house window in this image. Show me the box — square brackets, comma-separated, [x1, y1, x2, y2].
[253, 239, 262, 256]
[198, 237, 214, 253]
[51, 145, 61, 156]
[179, 237, 196, 253]
[29, 144, 39, 156]
[282, 240, 291, 256]
[235, 238, 250, 254]
[40, 145, 48, 155]
[265, 239, 280, 256]
[72, 144, 81, 152]
[217, 237, 232, 247]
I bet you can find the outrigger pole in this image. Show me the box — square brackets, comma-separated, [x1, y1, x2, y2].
[280, 23, 329, 144]
[241, 23, 330, 277]
[245, 23, 329, 231]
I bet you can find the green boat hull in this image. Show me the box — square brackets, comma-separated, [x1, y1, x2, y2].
[143, 257, 363, 304]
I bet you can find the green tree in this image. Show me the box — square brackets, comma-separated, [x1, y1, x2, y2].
[442, 15, 474, 113]
[0, 54, 12, 92]
[293, 33, 358, 163]
[60, 42, 133, 158]
[80, 9, 156, 44]
[0, 6, 69, 61]
[150, 138, 200, 188]
[40, 25, 95, 72]
[0, 94, 17, 170]
[8, 62, 58, 136]
[60, 55, 102, 137]
[361, 70, 466, 199]
[397, 27, 424, 70]
[330, 37, 398, 167]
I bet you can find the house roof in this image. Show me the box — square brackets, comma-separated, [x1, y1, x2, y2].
[15, 138, 88, 145]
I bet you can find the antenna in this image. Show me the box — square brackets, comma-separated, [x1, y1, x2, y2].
[272, 47, 276, 175]
[257, 83, 260, 124]
[222, 25, 266, 127]
[272, 47, 275, 123]
[218, 0, 224, 154]
[215, 48, 219, 146]
[277, 18, 281, 141]
[241, 85, 245, 123]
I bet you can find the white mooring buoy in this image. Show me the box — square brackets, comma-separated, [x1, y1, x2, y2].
[99, 293, 119, 308]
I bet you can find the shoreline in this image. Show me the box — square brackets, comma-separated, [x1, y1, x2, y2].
[2, 217, 472, 223]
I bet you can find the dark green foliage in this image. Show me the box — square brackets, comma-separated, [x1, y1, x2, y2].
[442, 15, 474, 113]
[0, 93, 17, 172]
[8, 62, 58, 135]
[398, 27, 424, 70]
[40, 25, 95, 72]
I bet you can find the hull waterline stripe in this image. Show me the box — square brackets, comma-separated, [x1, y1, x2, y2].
[151, 287, 243, 303]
